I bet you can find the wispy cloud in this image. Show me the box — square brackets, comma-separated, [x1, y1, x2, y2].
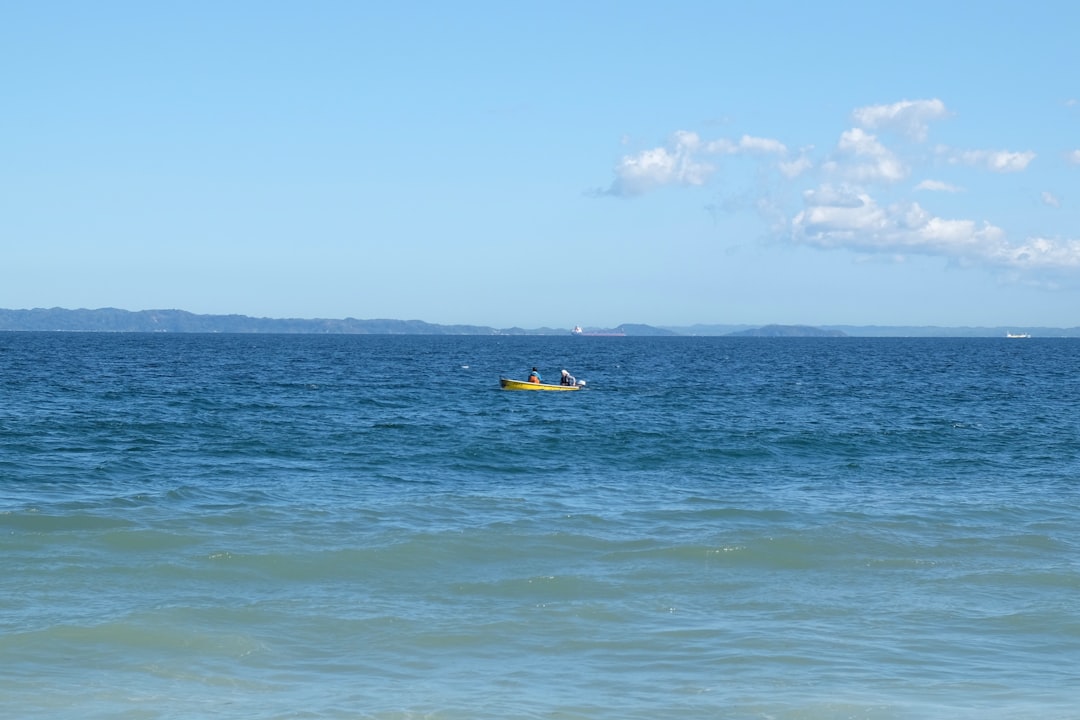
[1066, 149, 1080, 166]
[946, 148, 1036, 172]
[707, 135, 788, 155]
[987, 236, 1080, 270]
[916, 180, 963, 193]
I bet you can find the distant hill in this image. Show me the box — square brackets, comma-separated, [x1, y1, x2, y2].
[729, 324, 847, 337]
[0, 308, 665, 335]
[1, 308, 1076, 337]
[0, 308, 538, 334]
[570, 323, 678, 337]
[618, 323, 679, 336]
[820, 325, 1080, 338]
[669, 324, 1080, 338]
[661, 323, 756, 335]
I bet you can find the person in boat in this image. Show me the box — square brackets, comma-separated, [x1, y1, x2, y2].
[528, 367, 542, 383]
[560, 369, 577, 386]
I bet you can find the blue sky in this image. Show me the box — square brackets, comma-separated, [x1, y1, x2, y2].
[3, 1, 1079, 328]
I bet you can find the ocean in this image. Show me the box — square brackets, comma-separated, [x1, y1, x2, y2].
[1, 332, 1078, 719]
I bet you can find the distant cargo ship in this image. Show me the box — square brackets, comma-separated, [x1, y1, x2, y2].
[572, 325, 626, 337]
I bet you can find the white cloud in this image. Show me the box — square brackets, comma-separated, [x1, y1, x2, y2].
[797, 186, 996, 257]
[793, 186, 888, 247]
[949, 148, 1035, 172]
[823, 128, 907, 183]
[916, 179, 963, 193]
[793, 183, 1080, 271]
[597, 98, 1080, 277]
[606, 131, 715, 196]
[793, 184, 1004, 256]
[852, 98, 949, 142]
[604, 132, 789, 196]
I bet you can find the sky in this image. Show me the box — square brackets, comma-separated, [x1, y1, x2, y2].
[3, 1, 1079, 329]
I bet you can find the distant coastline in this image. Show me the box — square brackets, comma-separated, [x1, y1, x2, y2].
[0, 308, 1075, 337]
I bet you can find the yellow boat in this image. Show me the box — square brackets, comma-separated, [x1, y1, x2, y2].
[500, 377, 581, 391]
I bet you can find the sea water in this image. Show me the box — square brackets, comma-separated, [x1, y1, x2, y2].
[1, 333, 1078, 719]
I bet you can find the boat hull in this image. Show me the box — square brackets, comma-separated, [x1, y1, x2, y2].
[500, 377, 580, 391]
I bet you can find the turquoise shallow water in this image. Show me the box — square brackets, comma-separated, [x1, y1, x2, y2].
[2, 333, 1079, 719]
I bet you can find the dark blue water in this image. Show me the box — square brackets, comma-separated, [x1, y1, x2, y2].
[2, 333, 1079, 719]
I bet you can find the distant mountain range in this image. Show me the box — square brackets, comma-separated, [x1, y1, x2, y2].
[0, 308, 1075, 337]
